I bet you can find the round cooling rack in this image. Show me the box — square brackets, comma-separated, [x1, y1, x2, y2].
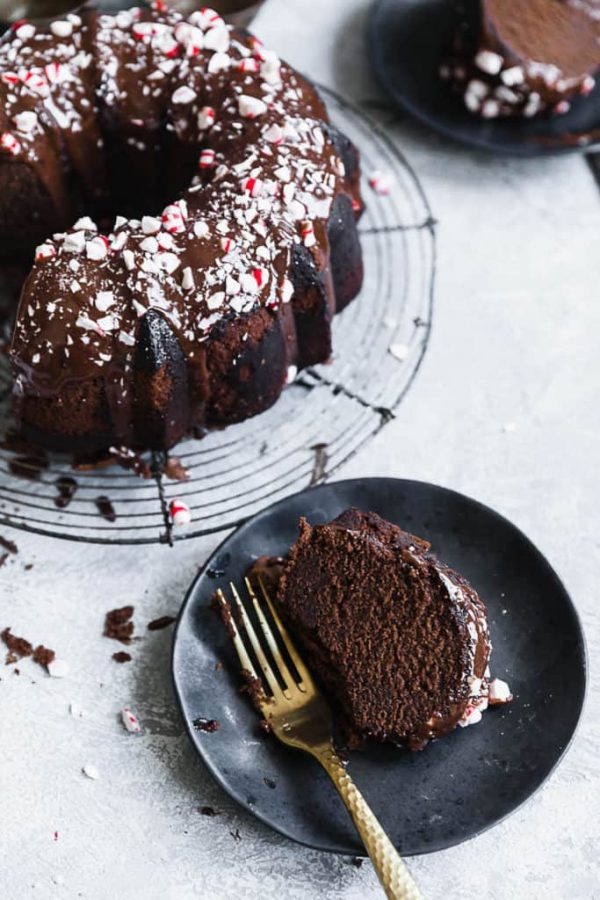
[0, 86, 436, 545]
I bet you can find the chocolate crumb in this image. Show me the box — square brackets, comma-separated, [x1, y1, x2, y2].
[13, 667, 19, 675]
[199, 806, 218, 817]
[351, 857, 364, 868]
[112, 651, 132, 663]
[96, 496, 116, 522]
[192, 717, 220, 733]
[147, 615, 176, 631]
[104, 606, 134, 644]
[230, 829, 241, 842]
[214, 661, 223, 671]
[33, 645, 56, 670]
[0, 553, 8, 568]
[0, 535, 18, 555]
[24, 563, 33, 571]
[263, 777, 276, 789]
[54, 476, 77, 509]
[259, 719, 272, 734]
[2, 627, 33, 661]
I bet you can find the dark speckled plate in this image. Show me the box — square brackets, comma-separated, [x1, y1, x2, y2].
[172, 478, 587, 856]
[368, 0, 600, 157]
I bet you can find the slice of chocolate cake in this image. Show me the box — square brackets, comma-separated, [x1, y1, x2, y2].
[444, 0, 600, 118]
[273, 509, 508, 750]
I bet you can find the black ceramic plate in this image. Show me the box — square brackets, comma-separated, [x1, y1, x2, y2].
[172, 478, 586, 856]
[368, 0, 600, 157]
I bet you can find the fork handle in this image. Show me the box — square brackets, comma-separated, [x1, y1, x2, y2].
[314, 744, 424, 900]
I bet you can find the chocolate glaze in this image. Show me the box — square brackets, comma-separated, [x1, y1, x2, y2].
[1, 4, 364, 453]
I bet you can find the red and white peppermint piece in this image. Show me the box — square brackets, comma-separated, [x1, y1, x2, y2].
[237, 58, 259, 73]
[0, 132, 21, 155]
[161, 202, 186, 233]
[121, 707, 142, 734]
[581, 75, 596, 96]
[220, 236, 234, 253]
[169, 498, 191, 526]
[141, 215, 161, 234]
[172, 85, 196, 104]
[1, 72, 19, 85]
[86, 235, 109, 261]
[156, 32, 179, 58]
[368, 170, 393, 196]
[251, 267, 266, 289]
[198, 148, 216, 169]
[197, 106, 215, 130]
[207, 51, 231, 75]
[15, 22, 35, 40]
[181, 267, 195, 291]
[242, 176, 264, 198]
[260, 53, 281, 85]
[300, 220, 315, 248]
[488, 678, 513, 705]
[190, 7, 224, 30]
[23, 71, 49, 97]
[263, 123, 283, 144]
[14, 111, 37, 134]
[35, 242, 56, 261]
[174, 22, 204, 56]
[132, 21, 154, 41]
[238, 94, 267, 118]
[45, 62, 70, 84]
[203, 25, 230, 53]
[50, 20, 73, 38]
[280, 277, 294, 304]
[63, 231, 86, 253]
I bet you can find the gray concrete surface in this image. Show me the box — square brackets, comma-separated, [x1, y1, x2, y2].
[1, 1, 599, 897]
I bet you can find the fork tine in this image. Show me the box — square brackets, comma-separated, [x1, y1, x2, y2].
[244, 578, 299, 697]
[256, 576, 315, 690]
[228, 581, 284, 700]
[215, 589, 260, 685]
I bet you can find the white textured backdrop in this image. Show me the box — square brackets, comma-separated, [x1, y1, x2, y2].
[1, 1, 599, 897]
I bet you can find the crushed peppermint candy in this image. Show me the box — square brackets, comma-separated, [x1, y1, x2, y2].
[238, 94, 267, 118]
[170, 499, 192, 526]
[369, 170, 394, 196]
[121, 707, 142, 733]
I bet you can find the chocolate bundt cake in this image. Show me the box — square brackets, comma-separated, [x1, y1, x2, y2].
[444, 0, 600, 118]
[2, 4, 363, 454]
[271, 509, 511, 750]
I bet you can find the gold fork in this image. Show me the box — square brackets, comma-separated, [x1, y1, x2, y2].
[216, 578, 424, 900]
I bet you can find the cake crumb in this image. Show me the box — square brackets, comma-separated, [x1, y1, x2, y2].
[2, 627, 33, 662]
[33, 644, 56, 670]
[112, 651, 132, 663]
[104, 606, 134, 644]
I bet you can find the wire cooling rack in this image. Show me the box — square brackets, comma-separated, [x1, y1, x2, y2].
[0, 87, 436, 545]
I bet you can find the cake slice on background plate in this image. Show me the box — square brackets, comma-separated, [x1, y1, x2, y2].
[443, 0, 600, 118]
